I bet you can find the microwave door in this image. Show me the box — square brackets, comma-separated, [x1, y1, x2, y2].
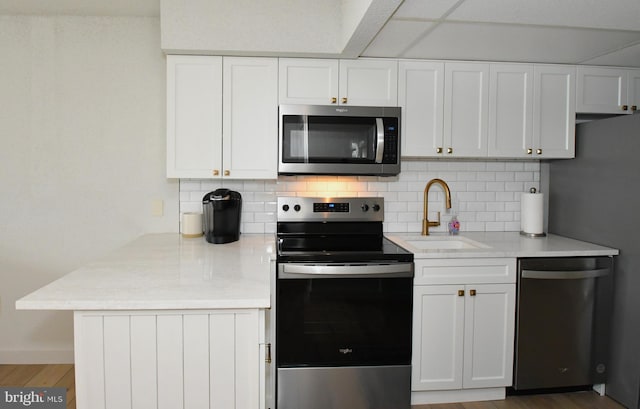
[287, 116, 309, 163]
[375, 118, 384, 163]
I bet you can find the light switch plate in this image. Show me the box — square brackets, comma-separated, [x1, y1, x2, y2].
[151, 199, 164, 217]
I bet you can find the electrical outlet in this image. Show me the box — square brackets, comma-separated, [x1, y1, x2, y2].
[151, 199, 164, 217]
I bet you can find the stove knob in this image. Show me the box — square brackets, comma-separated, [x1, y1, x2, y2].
[282, 204, 290, 212]
[361, 204, 369, 212]
[294, 204, 301, 212]
[372, 204, 381, 212]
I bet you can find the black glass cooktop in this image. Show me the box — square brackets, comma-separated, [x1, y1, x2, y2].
[277, 236, 413, 263]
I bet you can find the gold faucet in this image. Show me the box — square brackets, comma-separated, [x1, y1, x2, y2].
[422, 178, 452, 235]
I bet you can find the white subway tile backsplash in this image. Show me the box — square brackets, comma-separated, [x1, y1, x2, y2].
[179, 160, 541, 234]
[506, 162, 525, 171]
[486, 162, 507, 171]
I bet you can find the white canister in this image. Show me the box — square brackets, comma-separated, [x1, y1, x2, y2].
[181, 212, 203, 238]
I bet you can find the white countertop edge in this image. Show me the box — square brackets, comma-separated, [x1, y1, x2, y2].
[15, 298, 271, 311]
[386, 232, 619, 259]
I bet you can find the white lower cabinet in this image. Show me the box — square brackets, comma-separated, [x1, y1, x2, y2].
[412, 258, 516, 405]
[74, 309, 266, 409]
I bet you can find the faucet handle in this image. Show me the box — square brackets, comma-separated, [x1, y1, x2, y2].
[428, 211, 441, 227]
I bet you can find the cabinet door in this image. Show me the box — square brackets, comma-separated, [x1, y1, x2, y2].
[444, 62, 489, 157]
[339, 59, 398, 106]
[166, 55, 222, 178]
[278, 58, 339, 105]
[463, 284, 516, 389]
[488, 64, 533, 158]
[629, 69, 640, 113]
[398, 61, 444, 157]
[533, 65, 576, 158]
[412, 285, 464, 391]
[223, 57, 278, 179]
[576, 66, 629, 114]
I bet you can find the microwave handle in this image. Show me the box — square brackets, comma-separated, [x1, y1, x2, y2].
[375, 118, 384, 163]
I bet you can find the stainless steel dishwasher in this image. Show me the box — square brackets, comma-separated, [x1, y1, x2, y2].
[513, 257, 614, 391]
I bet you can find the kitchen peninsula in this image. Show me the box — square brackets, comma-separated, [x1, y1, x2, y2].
[17, 234, 275, 409]
[17, 232, 617, 408]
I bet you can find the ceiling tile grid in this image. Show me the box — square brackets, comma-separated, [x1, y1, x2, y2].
[363, 0, 640, 67]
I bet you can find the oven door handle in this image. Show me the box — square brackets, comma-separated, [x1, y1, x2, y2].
[279, 263, 414, 279]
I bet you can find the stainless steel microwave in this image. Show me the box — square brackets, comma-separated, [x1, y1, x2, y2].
[278, 105, 401, 176]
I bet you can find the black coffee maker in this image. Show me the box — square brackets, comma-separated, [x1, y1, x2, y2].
[202, 189, 242, 244]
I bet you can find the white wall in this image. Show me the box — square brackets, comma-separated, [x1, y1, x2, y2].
[161, 0, 342, 56]
[180, 160, 541, 235]
[0, 15, 178, 363]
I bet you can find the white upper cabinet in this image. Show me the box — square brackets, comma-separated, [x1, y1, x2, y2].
[338, 59, 398, 106]
[629, 69, 640, 113]
[444, 62, 490, 157]
[533, 65, 576, 158]
[278, 58, 398, 106]
[488, 64, 533, 158]
[398, 61, 444, 157]
[167, 55, 278, 179]
[167, 55, 223, 179]
[223, 57, 278, 179]
[278, 59, 339, 105]
[402, 61, 575, 159]
[576, 66, 637, 114]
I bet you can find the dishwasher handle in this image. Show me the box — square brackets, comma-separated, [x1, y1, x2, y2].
[521, 268, 610, 280]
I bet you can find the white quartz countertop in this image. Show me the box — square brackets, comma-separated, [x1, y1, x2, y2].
[386, 232, 619, 259]
[16, 233, 275, 311]
[17, 231, 618, 312]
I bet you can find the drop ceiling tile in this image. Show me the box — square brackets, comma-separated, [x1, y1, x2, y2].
[363, 20, 435, 57]
[401, 22, 640, 64]
[392, 0, 462, 20]
[448, 0, 640, 31]
[581, 43, 640, 66]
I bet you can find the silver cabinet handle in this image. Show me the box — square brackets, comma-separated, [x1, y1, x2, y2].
[521, 268, 610, 280]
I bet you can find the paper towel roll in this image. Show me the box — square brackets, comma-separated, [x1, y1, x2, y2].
[181, 212, 203, 238]
[520, 192, 544, 235]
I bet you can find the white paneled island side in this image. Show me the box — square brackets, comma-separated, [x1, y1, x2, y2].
[16, 232, 617, 408]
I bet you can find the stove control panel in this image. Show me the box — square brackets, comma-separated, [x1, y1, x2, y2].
[313, 202, 350, 213]
[277, 196, 384, 222]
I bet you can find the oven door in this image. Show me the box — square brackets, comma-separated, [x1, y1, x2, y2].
[276, 262, 413, 367]
[275, 262, 413, 409]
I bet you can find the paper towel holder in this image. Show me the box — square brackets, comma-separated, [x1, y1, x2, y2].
[520, 187, 547, 238]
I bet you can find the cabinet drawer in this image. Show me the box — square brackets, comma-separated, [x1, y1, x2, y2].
[414, 258, 516, 285]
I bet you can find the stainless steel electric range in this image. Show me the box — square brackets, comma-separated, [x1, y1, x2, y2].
[272, 196, 414, 409]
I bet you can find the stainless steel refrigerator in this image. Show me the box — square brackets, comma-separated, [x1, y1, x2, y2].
[546, 113, 640, 409]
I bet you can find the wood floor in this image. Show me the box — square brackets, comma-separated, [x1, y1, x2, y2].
[0, 364, 627, 409]
[0, 364, 75, 409]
